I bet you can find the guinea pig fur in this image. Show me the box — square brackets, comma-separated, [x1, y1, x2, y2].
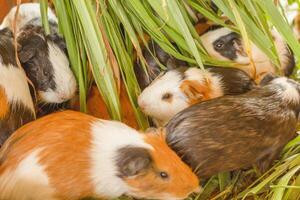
[200, 27, 295, 83]
[0, 3, 58, 33]
[0, 111, 199, 200]
[138, 66, 255, 126]
[0, 28, 35, 145]
[166, 77, 300, 178]
[2, 3, 77, 105]
[17, 25, 77, 104]
[134, 40, 187, 90]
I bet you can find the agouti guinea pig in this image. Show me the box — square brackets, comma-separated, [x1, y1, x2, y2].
[0, 28, 35, 146]
[134, 40, 187, 90]
[0, 111, 199, 200]
[166, 77, 300, 178]
[138, 66, 255, 126]
[200, 26, 295, 83]
[1, 3, 77, 106]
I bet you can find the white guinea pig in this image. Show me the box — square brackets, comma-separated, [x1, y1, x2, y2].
[200, 27, 295, 83]
[0, 28, 35, 146]
[138, 66, 255, 126]
[0, 111, 199, 200]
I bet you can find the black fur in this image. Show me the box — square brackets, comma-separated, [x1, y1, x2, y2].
[212, 32, 240, 60]
[17, 25, 57, 92]
[207, 66, 256, 95]
[0, 28, 16, 66]
[166, 78, 299, 178]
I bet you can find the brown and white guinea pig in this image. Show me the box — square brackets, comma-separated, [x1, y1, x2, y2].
[200, 26, 295, 83]
[0, 111, 199, 200]
[0, 28, 35, 146]
[138, 66, 255, 126]
[166, 77, 300, 178]
[1, 3, 77, 114]
[134, 40, 187, 90]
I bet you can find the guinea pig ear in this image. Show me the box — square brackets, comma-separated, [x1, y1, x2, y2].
[259, 73, 278, 86]
[180, 80, 205, 103]
[46, 33, 68, 54]
[116, 146, 152, 177]
[144, 127, 158, 134]
[18, 46, 36, 63]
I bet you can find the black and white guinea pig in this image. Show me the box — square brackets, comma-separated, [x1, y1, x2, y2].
[200, 26, 295, 83]
[1, 3, 77, 108]
[166, 77, 300, 178]
[134, 40, 187, 90]
[0, 28, 35, 146]
[138, 66, 255, 126]
[0, 111, 199, 200]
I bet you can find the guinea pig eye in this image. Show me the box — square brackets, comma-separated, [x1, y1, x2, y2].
[159, 171, 169, 179]
[214, 41, 224, 49]
[162, 93, 172, 101]
[43, 71, 49, 76]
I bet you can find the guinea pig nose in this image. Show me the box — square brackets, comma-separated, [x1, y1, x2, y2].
[138, 98, 146, 109]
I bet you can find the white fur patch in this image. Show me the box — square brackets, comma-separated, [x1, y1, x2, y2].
[0, 63, 34, 112]
[272, 77, 300, 103]
[90, 120, 151, 198]
[138, 70, 189, 126]
[0, 149, 55, 200]
[0, 3, 57, 33]
[40, 42, 77, 103]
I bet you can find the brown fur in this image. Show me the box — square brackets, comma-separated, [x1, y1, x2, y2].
[0, 111, 95, 199]
[81, 83, 139, 129]
[0, 87, 9, 119]
[125, 129, 199, 199]
[180, 79, 211, 105]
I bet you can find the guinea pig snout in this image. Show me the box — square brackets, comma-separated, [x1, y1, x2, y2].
[138, 97, 147, 111]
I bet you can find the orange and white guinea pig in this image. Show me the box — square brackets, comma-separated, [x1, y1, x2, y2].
[138, 66, 255, 126]
[0, 111, 199, 200]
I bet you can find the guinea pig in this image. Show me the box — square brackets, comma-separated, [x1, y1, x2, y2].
[200, 26, 295, 83]
[2, 3, 77, 108]
[138, 66, 255, 126]
[71, 82, 139, 129]
[0, 111, 199, 200]
[166, 77, 300, 178]
[0, 28, 35, 145]
[134, 40, 187, 90]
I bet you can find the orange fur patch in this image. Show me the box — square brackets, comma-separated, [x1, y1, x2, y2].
[0, 86, 9, 119]
[124, 129, 199, 199]
[81, 83, 139, 129]
[195, 22, 211, 36]
[180, 79, 212, 105]
[0, 111, 96, 199]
